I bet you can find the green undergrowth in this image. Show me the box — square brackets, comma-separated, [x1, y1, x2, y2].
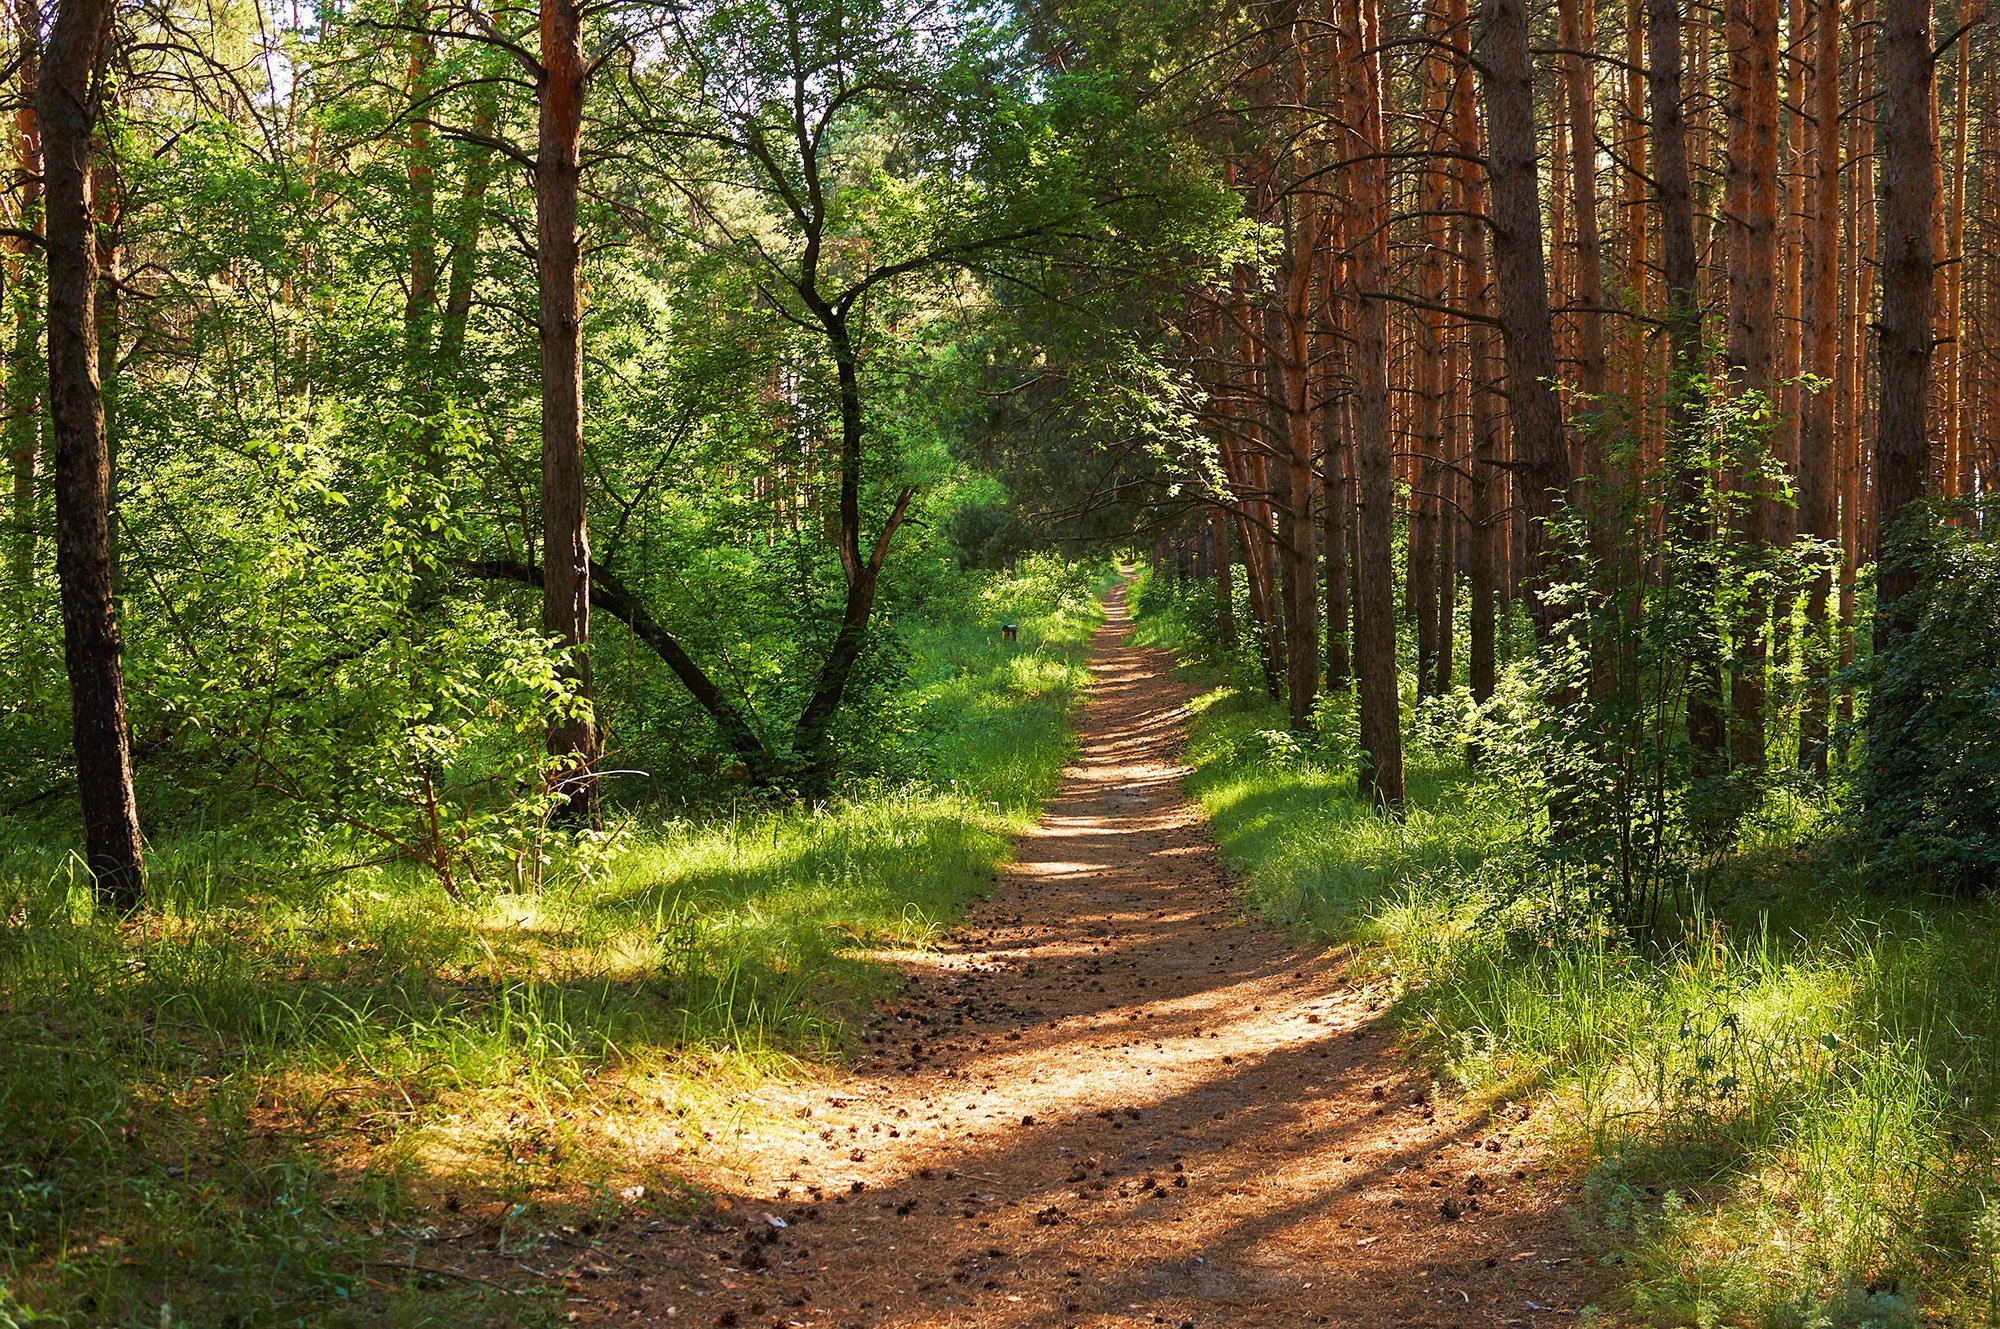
[1139, 580, 2000, 1329]
[0, 560, 1103, 1328]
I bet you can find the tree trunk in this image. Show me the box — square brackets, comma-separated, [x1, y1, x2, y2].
[1412, 17, 1452, 699]
[7, 0, 40, 605]
[1211, 502, 1236, 649]
[1322, 395, 1353, 690]
[1261, 7, 1318, 730]
[1262, 238, 1318, 729]
[1796, 0, 1840, 776]
[42, 0, 143, 910]
[1872, 0, 1937, 649]
[461, 557, 777, 782]
[402, 9, 437, 381]
[537, 0, 599, 819]
[1940, 0, 1971, 503]
[1319, 219, 1352, 691]
[1338, 0, 1404, 812]
[438, 83, 500, 377]
[1480, 0, 1572, 642]
[92, 97, 117, 583]
[1558, 0, 1607, 403]
[789, 316, 916, 790]
[1649, 0, 1725, 775]
[1838, 0, 1874, 741]
[1724, 0, 1780, 783]
[1453, 0, 1498, 708]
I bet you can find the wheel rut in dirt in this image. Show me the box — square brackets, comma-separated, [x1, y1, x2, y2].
[594, 584, 1598, 1327]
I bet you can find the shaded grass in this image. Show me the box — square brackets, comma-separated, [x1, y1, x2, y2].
[0, 565, 1103, 1327]
[1143, 589, 2000, 1329]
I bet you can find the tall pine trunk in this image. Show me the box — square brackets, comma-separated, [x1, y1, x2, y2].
[1338, 0, 1404, 811]
[1649, 0, 1725, 776]
[1723, 0, 1780, 784]
[42, 0, 143, 910]
[1480, 0, 1571, 642]
[1211, 503, 1236, 649]
[438, 84, 500, 377]
[1872, 0, 1937, 652]
[1796, 0, 1840, 776]
[1319, 222, 1352, 691]
[1452, 0, 1498, 708]
[7, 0, 40, 607]
[537, 0, 599, 818]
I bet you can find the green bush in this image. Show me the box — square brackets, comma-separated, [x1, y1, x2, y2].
[1854, 512, 2000, 892]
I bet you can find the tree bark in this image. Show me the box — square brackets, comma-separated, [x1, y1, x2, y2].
[1872, 0, 1937, 649]
[1838, 0, 1874, 741]
[1940, 0, 1971, 502]
[786, 308, 919, 789]
[1796, 0, 1840, 776]
[7, 0, 40, 604]
[460, 557, 776, 782]
[1649, 0, 1726, 775]
[1559, 0, 1607, 403]
[1724, 0, 1780, 782]
[438, 83, 500, 377]
[42, 0, 144, 910]
[1480, 0, 1572, 642]
[537, 0, 599, 818]
[1411, 13, 1452, 698]
[1318, 215, 1352, 691]
[1338, 0, 1404, 812]
[1452, 0, 1498, 708]
[1211, 502, 1237, 649]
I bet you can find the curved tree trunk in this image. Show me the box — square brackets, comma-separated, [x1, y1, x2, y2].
[789, 313, 919, 791]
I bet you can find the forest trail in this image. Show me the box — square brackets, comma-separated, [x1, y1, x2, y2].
[592, 584, 1598, 1327]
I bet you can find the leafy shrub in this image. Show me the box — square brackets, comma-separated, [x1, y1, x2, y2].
[1854, 512, 2000, 891]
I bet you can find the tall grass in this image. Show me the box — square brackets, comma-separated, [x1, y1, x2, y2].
[0, 560, 1103, 1327]
[1141, 575, 2000, 1329]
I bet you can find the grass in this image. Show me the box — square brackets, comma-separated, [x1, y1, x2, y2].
[0, 560, 1104, 1328]
[1136, 573, 2000, 1329]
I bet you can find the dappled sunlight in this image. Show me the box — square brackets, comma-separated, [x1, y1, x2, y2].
[0, 578, 1106, 1326]
[561, 586, 1594, 1327]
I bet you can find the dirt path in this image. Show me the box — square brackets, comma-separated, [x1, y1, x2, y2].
[590, 586, 1598, 1327]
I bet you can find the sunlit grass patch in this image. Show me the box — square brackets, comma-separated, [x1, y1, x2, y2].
[1163, 664, 2000, 1327]
[0, 564, 1102, 1327]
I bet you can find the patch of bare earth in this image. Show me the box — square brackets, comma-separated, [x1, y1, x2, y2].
[570, 586, 1601, 1327]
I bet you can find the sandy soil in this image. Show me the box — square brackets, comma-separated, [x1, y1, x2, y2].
[571, 584, 1600, 1327]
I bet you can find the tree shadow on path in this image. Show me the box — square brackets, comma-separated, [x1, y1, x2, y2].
[575, 585, 1602, 1328]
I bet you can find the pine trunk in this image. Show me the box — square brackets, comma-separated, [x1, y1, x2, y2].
[1796, 0, 1840, 775]
[1873, 0, 1937, 649]
[1480, 0, 1572, 643]
[7, 0, 40, 604]
[537, 0, 599, 818]
[1339, 0, 1404, 812]
[1724, 0, 1780, 783]
[42, 0, 145, 910]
